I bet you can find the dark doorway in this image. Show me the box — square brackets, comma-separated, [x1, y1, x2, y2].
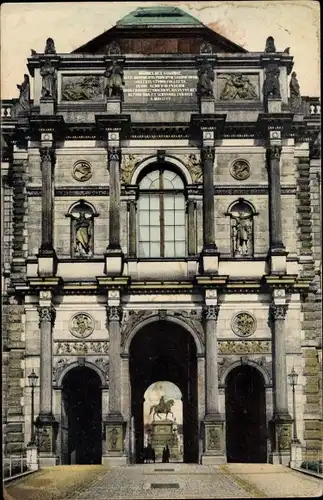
[129, 321, 198, 463]
[61, 366, 102, 464]
[225, 365, 267, 463]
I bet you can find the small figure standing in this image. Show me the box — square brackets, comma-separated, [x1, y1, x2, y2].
[263, 64, 281, 106]
[72, 210, 93, 257]
[265, 36, 276, 53]
[289, 71, 302, 111]
[104, 60, 125, 99]
[44, 37, 56, 54]
[40, 62, 57, 99]
[232, 213, 252, 256]
[165, 444, 170, 463]
[16, 74, 30, 111]
[196, 61, 215, 98]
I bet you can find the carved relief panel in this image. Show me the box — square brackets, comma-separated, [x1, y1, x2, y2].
[216, 73, 260, 101]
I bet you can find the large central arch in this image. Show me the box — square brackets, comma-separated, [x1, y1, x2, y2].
[129, 319, 199, 463]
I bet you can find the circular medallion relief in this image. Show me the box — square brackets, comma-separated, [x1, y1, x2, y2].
[69, 313, 94, 338]
[230, 159, 251, 181]
[72, 160, 92, 182]
[231, 312, 256, 337]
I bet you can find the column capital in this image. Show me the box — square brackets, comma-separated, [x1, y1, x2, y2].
[107, 305, 123, 322]
[270, 303, 288, 320]
[38, 305, 56, 325]
[39, 146, 55, 166]
[203, 304, 220, 321]
[267, 145, 282, 161]
[108, 147, 121, 163]
[201, 146, 215, 162]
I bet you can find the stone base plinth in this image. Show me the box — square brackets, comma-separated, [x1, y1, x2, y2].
[26, 444, 39, 471]
[269, 451, 290, 466]
[106, 98, 121, 114]
[105, 250, 124, 276]
[290, 440, 302, 468]
[201, 252, 219, 274]
[201, 454, 226, 465]
[269, 416, 293, 465]
[37, 249, 57, 277]
[104, 418, 125, 455]
[270, 248, 288, 275]
[200, 97, 215, 114]
[40, 98, 55, 115]
[150, 420, 180, 460]
[39, 455, 58, 467]
[101, 455, 127, 466]
[202, 418, 226, 464]
[267, 98, 282, 113]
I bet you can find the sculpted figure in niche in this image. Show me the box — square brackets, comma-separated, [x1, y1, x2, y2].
[220, 74, 258, 100]
[197, 62, 215, 98]
[70, 204, 94, 258]
[16, 74, 30, 112]
[40, 62, 57, 99]
[105, 60, 125, 99]
[289, 72, 302, 111]
[229, 201, 254, 257]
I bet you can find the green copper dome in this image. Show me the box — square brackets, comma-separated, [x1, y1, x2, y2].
[116, 6, 202, 26]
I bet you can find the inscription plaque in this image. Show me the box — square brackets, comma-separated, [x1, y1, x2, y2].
[123, 69, 197, 104]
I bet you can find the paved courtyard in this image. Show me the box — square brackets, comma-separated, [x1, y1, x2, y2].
[5, 463, 322, 500]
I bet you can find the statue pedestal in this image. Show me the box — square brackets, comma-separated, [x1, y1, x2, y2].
[267, 98, 282, 113]
[151, 420, 180, 461]
[106, 98, 121, 114]
[200, 97, 215, 114]
[40, 98, 55, 115]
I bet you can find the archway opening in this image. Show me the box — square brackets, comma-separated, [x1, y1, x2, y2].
[225, 365, 267, 463]
[61, 366, 102, 464]
[144, 381, 183, 462]
[129, 320, 198, 463]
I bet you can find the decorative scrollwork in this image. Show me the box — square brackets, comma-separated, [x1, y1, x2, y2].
[230, 159, 251, 181]
[39, 147, 55, 166]
[69, 313, 94, 338]
[231, 312, 256, 337]
[268, 145, 282, 161]
[218, 340, 271, 354]
[201, 146, 215, 163]
[107, 306, 123, 322]
[121, 154, 145, 183]
[94, 358, 109, 380]
[203, 305, 220, 321]
[52, 358, 69, 382]
[108, 147, 121, 163]
[72, 160, 92, 182]
[38, 306, 56, 325]
[270, 303, 288, 320]
[55, 341, 109, 355]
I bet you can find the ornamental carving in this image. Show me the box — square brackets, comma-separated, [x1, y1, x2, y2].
[230, 159, 251, 181]
[108, 147, 121, 163]
[107, 306, 123, 322]
[203, 305, 220, 321]
[55, 341, 109, 355]
[72, 160, 92, 182]
[121, 309, 204, 347]
[268, 146, 282, 161]
[219, 74, 258, 101]
[201, 146, 215, 163]
[270, 304, 288, 320]
[61, 75, 105, 101]
[52, 358, 69, 382]
[188, 154, 202, 183]
[263, 64, 281, 103]
[40, 60, 57, 100]
[206, 426, 221, 451]
[231, 312, 256, 337]
[121, 154, 145, 184]
[94, 358, 109, 380]
[37, 426, 52, 453]
[277, 424, 292, 450]
[107, 41, 121, 55]
[38, 306, 55, 325]
[39, 147, 55, 165]
[218, 340, 271, 354]
[196, 61, 215, 98]
[69, 313, 94, 338]
[218, 356, 272, 383]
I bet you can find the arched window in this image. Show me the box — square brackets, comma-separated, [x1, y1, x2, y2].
[227, 199, 256, 257]
[138, 168, 186, 258]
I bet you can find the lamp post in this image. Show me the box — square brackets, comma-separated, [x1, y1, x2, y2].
[27, 369, 38, 446]
[288, 367, 300, 443]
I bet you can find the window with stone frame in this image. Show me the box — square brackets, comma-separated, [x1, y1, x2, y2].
[137, 167, 186, 258]
[227, 199, 255, 258]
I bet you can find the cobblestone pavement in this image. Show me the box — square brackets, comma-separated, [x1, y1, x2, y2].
[65, 463, 256, 499]
[65, 463, 323, 500]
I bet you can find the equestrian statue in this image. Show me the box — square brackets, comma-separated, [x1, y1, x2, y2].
[149, 396, 175, 421]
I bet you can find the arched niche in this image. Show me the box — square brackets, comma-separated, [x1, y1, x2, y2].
[65, 200, 99, 259]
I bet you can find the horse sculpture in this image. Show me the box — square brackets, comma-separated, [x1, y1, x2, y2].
[149, 396, 175, 421]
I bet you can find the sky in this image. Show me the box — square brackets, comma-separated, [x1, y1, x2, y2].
[1, 1, 320, 99]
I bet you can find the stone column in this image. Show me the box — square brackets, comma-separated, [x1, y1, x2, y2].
[128, 200, 137, 258]
[108, 147, 121, 252]
[204, 305, 221, 417]
[103, 301, 126, 466]
[269, 296, 292, 465]
[187, 200, 196, 256]
[202, 290, 226, 465]
[37, 296, 57, 465]
[38, 146, 57, 276]
[267, 143, 288, 274]
[201, 146, 216, 252]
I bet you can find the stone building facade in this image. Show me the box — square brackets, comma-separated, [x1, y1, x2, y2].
[1, 6, 321, 466]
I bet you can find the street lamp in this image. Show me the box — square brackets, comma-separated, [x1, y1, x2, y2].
[288, 367, 300, 443]
[27, 369, 38, 446]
